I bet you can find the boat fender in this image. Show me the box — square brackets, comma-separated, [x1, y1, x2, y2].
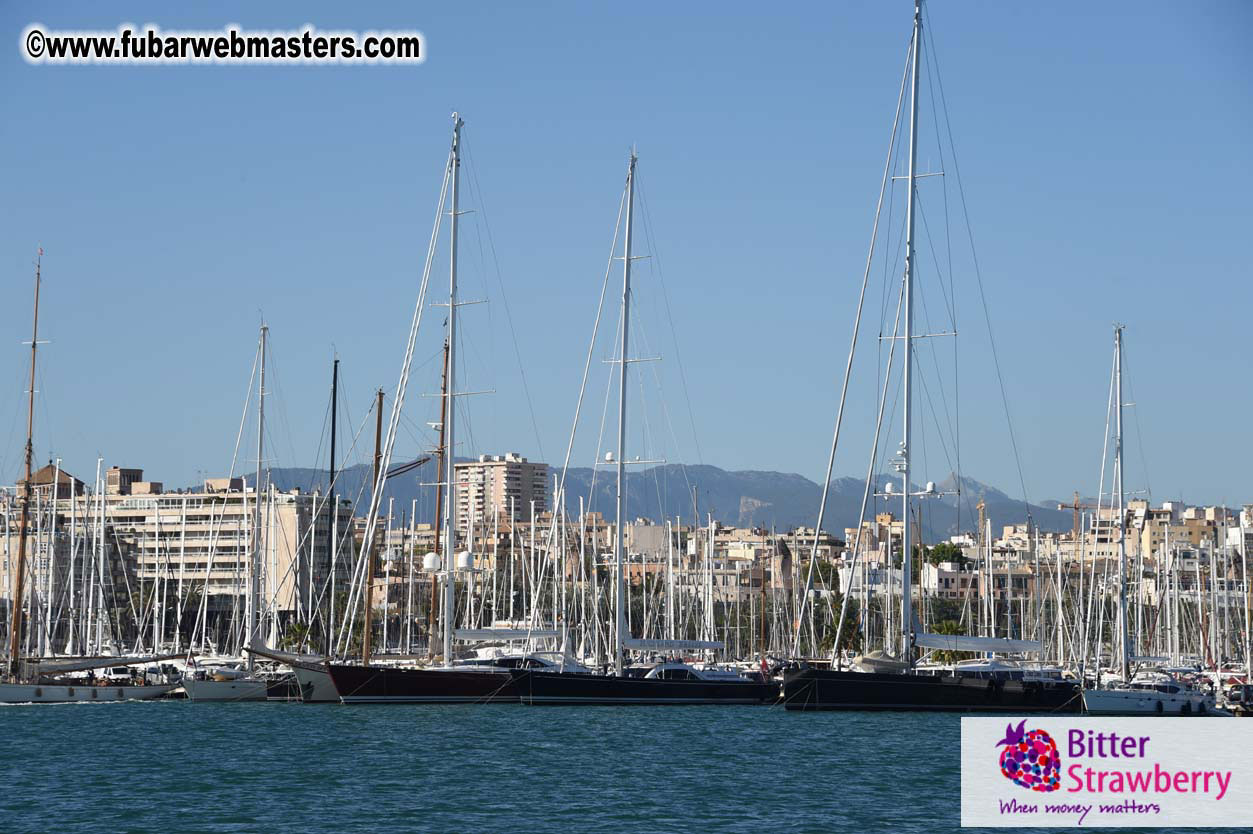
[116, 687, 124, 699]
[91, 688, 98, 699]
[67, 687, 75, 697]
[1181, 701, 1192, 715]
[34, 687, 42, 698]
[1198, 701, 1207, 715]
[1155, 700, 1163, 714]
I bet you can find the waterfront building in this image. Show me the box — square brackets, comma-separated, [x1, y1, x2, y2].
[1, 465, 355, 652]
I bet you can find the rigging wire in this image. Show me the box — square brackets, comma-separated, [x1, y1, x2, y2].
[526, 176, 627, 636]
[925, 10, 1033, 512]
[795, 33, 915, 656]
[636, 176, 704, 468]
[335, 130, 451, 655]
[922, 21, 962, 532]
[463, 142, 546, 461]
[1120, 341, 1153, 503]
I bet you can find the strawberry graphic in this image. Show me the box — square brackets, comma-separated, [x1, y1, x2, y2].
[996, 720, 1061, 793]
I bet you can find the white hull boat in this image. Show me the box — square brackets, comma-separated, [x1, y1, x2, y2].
[0, 682, 175, 704]
[246, 646, 338, 703]
[1083, 685, 1226, 716]
[290, 662, 338, 703]
[181, 677, 268, 702]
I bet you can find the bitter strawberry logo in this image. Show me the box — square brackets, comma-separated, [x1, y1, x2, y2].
[996, 720, 1061, 792]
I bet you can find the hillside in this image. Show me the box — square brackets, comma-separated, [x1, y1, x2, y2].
[265, 461, 1071, 540]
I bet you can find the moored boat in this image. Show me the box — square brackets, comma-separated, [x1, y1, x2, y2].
[326, 653, 584, 704]
[1082, 674, 1225, 716]
[327, 663, 517, 704]
[511, 660, 778, 706]
[782, 663, 1080, 712]
[0, 654, 181, 704]
[290, 662, 338, 703]
[180, 665, 269, 702]
[0, 681, 176, 703]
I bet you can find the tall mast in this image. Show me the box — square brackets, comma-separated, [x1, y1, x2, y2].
[614, 152, 637, 677]
[363, 387, 384, 664]
[248, 323, 267, 671]
[899, 0, 923, 667]
[7, 249, 41, 678]
[1114, 324, 1129, 683]
[428, 338, 449, 658]
[1241, 516, 1250, 688]
[325, 357, 338, 647]
[442, 113, 464, 665]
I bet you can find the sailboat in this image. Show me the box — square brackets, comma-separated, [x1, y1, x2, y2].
[1, 251, 177, 703]
[508, 152, 778, 706]
[250, 358, 343, 702]
[318, 114, 590, 704]
[781, 1, 1079, 712]
[1080, 327, 1225, 716]
[181, 324, 271, 702]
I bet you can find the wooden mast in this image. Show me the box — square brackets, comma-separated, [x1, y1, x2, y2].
[427, 339, 449, 658]
[324, 357, 338, 651]
[7, 250, 40, 679]
[362, 388, 384, 664]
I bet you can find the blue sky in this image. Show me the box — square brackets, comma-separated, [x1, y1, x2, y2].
[1, 1, 1250, 512]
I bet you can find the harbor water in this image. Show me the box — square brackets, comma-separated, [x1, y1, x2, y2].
[1, 702, 1241, 833]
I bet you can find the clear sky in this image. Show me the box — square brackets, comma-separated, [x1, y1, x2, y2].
[1, 1, 1250, 511]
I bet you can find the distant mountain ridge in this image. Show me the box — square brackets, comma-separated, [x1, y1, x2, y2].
[263, 460, 1070, 540]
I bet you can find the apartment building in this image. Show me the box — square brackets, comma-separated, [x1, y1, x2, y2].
[452, 453, 548, 536]
[2, 466, 355, 644]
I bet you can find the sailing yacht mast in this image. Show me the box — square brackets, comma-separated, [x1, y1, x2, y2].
[363, 387, 384, 663]
[1114, 324, 1129, 683]
[7, 250, 40, 678]
[325, 357, 338, 651]
[248, 323, 267, 672]
[428, 338, 449, 658]
[899, 0, 923, 668]
[442, 113, 464, 665]
[613, 152, 637, 677]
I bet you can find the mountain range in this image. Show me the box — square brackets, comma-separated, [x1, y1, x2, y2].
[265, 460, 1073, 541]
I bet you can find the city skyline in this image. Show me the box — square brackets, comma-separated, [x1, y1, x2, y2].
[1, 1, 1250, 508]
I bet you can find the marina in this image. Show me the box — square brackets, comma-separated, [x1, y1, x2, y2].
[3, 0, 1251, 830]
[2, 2, 1251, 719]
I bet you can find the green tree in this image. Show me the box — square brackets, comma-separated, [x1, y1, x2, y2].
[931, 618, 974, 664]
[926, 541, 969, 567]
[817, 597, 861, 656]
[802, 560, 839, 592]
[280, 621, 311, 652]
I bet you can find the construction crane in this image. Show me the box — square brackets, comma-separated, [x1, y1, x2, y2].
[1056, 490, 1101, 547]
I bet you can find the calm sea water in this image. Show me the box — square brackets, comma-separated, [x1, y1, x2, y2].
[0, 702, 1239, 833]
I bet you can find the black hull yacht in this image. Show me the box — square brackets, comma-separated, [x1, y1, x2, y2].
[782, 665, 1081, 713]
[510, 661, 779, 706]
[326, 654, 583, 704]
[326, 664, 521, 704]
[774, 0, 1083, 716]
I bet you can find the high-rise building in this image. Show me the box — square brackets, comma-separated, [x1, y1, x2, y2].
[452, 453, 548, 537]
